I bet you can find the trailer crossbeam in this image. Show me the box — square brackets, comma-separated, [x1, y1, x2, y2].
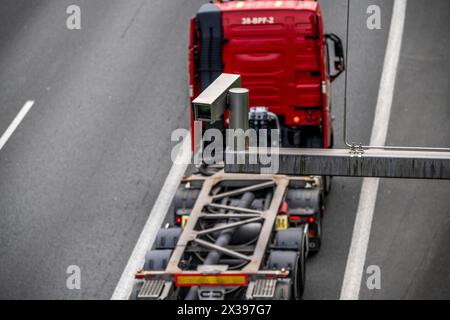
[193, 238, 252, 261]
[208, 203, 264, 215]
[212, 181, 275, 201]
[199, 213, 262, 219]
[197, 217, 264, 236]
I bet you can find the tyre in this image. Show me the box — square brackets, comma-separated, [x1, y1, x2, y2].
[296, 236, 307, 298]
[153, 228, 182, 250]
[144, 249, 173, 271]
[173, 186, 200, 216]
[173, 186, 200, 225]
[268, 248, 306, 300]
[285, 189, 321, 213]
[272, 279, 292, 300]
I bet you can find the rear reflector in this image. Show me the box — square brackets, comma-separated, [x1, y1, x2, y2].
[175, 274, 248, 287]
[278, 201, 288, 215]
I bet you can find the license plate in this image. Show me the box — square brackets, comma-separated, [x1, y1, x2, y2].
[275, 215, 288, 231]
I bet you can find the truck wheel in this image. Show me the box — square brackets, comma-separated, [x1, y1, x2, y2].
[153, 228, 182, 250]
[144, 249, 173, 271]
[131, 250, 173, 300]
[173, 186, 200, 216]
[268, 249, 305, 300]
[272, 279, 291, 300]
[297, 241, 306, 298]
[285, 189, 321, 213]
[291, 250, 305, 299]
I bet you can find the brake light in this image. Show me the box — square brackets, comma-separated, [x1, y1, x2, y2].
[176, 216, 182, 225]
[288, 215, 315, 224]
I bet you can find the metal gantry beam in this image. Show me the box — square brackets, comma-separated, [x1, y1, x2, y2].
[225, 148, 450, 180]
[192, 73, 450, 181]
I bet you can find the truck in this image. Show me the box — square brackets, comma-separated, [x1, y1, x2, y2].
[132, 0, 345, 300]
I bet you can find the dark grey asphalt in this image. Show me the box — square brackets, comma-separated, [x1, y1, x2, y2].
[0, 0, 448, 300]
[0, 0, 204, 299]
[360, 0, 450, 300]
[303, 0, 393, 300]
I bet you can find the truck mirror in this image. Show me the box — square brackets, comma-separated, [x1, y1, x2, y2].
[325, 33, 346, 82]
[192, 73, 242, 123]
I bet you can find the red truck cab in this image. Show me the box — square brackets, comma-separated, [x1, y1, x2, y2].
[189, 0, 344, 149]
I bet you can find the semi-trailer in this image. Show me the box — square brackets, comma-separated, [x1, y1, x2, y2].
[132, 0, 345, 300]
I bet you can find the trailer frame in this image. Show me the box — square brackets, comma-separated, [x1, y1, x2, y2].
[135, 171, 315, 291]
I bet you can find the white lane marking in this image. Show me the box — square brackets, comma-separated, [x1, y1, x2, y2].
[111, 132, 192, 300]
[340, 0, 408, 300]
[0, 101, 35, 152]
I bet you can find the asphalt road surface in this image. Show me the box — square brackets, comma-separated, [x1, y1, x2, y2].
[0, 0, 448, 299]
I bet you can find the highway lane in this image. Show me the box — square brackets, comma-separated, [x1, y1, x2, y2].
[303, 0, 393, 300]
[0, 0, 205, 299]
[0, 1, 41, 135]
[360, 0, 450, 300]
[153, 0, 393, 301]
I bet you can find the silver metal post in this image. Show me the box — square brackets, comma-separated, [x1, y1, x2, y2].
[228, 88, 249, 133]
[227, 88, 250, 164]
